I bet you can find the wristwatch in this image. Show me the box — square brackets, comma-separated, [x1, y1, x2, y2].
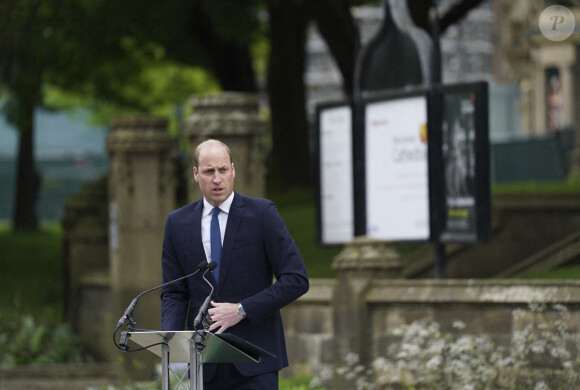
[238, 303, 247, 318]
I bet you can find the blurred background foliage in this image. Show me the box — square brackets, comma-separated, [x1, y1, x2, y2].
[0, 0, 414, 231]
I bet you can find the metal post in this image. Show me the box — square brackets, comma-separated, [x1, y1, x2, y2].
[430, 1, 447, 279]
[189, 339, 198, 390]
[190, 335, 204, 390]
[162, 343, 170, 390]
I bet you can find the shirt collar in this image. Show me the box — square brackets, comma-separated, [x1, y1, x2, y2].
[202, 192, 234, 217]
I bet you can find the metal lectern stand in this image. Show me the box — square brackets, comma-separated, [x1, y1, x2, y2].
[128, 330, 275, 390]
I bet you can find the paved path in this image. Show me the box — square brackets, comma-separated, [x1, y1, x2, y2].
[0, 363, 122, 390]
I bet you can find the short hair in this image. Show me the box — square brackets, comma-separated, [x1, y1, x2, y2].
[193, 139, 233, 168]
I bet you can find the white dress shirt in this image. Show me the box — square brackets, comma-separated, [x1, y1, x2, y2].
[201, 192, 233, 263]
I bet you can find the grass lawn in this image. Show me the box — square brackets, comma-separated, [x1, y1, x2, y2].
[514, 265, 580, 280]
[0, 223, 64, 325]
[269, 190, 341, 278]
[492, 179, 580, 194]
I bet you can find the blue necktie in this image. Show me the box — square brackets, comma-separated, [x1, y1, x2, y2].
[210, 207, 222, 282]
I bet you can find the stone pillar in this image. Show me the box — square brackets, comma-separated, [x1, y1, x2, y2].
[61, 177, 111, 361]
[184, 92, 266, 202]
[106, 115, 177, 379]
[331, 236, 403, 390]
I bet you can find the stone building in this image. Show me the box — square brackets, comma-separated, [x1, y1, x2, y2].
[496, 0, 579, 136]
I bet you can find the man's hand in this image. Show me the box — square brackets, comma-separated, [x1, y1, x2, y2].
[207, 301, 244, 334]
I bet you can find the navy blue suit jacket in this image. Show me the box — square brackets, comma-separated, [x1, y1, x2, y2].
[160, 192, 309, 378]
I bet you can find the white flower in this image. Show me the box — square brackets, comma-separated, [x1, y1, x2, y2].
[530, 340, 546, 354]
[553, 303, 567, 313]
[425, 355, 441, 370]
[345, 352, 359, 365]
[452, 320, 466, 330]
[534, 381, 549, 390]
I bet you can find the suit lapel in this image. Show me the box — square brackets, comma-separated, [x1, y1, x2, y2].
[187, 201, 206, 273]
[217, 192, 244, 289]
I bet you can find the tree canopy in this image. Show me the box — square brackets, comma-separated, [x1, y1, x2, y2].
[0, 0, 484, 230]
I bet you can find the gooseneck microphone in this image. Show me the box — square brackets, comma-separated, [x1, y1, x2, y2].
[115, 260, 209, 331]
[192, 261, 217, 328]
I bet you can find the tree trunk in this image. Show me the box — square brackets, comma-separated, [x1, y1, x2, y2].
[310, 0, 360, 97]
[266, 0, 311, 191]
[13, 98, 38, 231]
[188, 1, 257, 92]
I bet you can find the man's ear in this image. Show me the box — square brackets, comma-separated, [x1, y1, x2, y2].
[193, 167, 199, 182]
[232, 163, 235, 178]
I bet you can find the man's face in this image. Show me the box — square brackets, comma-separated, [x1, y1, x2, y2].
[193, 143, 235, 207]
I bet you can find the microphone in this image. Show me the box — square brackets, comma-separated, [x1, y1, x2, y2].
[193, 261, 217, 328]
[115, 260, 209, 331]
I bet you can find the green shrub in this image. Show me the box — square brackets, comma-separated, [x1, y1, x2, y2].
[0, 314, 87, 367]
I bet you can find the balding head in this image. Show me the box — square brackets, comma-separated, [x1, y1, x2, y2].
[193, 139, 232, 168]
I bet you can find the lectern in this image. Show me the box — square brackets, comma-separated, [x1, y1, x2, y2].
[127, 330, 275, 390]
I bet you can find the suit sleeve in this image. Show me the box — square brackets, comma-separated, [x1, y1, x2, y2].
[160, 214, 189, 331]
[242, 201, 309, 324]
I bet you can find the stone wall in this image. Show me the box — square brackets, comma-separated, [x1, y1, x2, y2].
[282, 279, 336, 378]
[282, 278, 580, 389]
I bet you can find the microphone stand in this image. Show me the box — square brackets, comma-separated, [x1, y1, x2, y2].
[113, 260, 208, 351]
[118, 259, 271, 390]
[193, 261, 217, 328]
[191, 261, 217, 390]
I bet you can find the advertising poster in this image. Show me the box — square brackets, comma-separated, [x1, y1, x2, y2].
[365, 95, 430, 241]
[441, 92, 478, 240]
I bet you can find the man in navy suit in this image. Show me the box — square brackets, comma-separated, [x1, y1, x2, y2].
[160, 139, 309, 389]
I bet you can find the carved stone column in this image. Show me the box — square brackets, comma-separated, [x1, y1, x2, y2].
[331, 236, 403, 389]
[184, 92, 266, 201]
[106, 115, 177, 379]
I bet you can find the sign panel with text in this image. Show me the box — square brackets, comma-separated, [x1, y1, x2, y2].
[314, 101, 354, 245]
[364, 93, 430, 241]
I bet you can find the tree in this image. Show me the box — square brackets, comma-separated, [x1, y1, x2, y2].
[0, 0, 220, 230]
[1, 0, 487, 230]
[0, 0, 51, 230]
[266, 0, 309, 190]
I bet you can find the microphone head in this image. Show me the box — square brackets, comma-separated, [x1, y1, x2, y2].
[197, 261, 209, 270]
[208, 261, 218, 270]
